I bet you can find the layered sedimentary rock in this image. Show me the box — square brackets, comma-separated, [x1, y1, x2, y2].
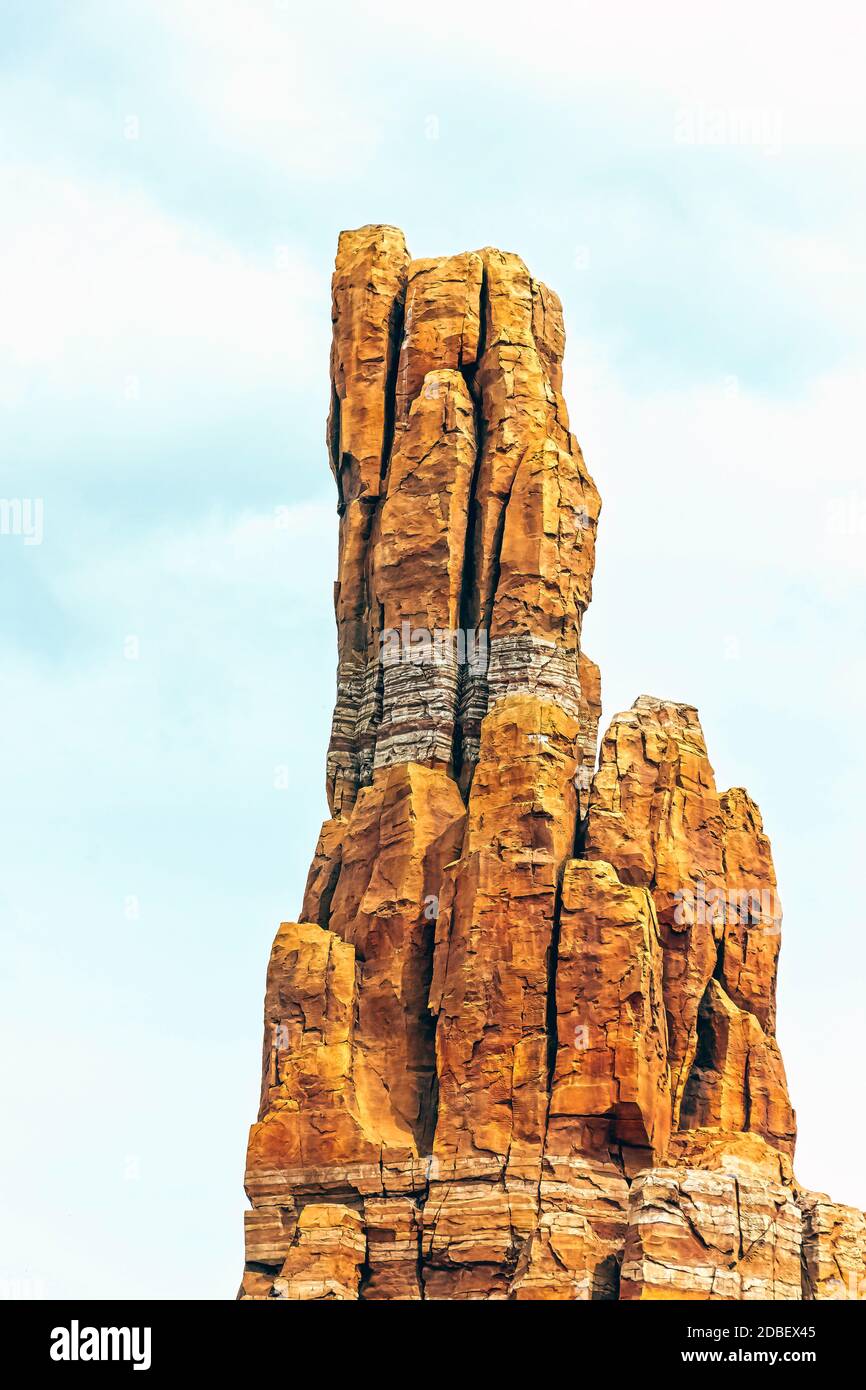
[800, 1192, 866, 1300]
[620, 1164, 802, 1301]
[239, 225, 862, 1300]
[326, 226, 410, 815]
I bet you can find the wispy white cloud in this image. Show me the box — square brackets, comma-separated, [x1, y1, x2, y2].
[364, 0, 866, 149]
[1, 502, 337, 808]
[0, 163, 326, 410]
[129, 0, 383, 177]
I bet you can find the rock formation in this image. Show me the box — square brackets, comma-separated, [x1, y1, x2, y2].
[239, 225, 865, 1301]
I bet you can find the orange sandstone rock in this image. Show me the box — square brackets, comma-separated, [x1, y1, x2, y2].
[327, 226, 410, 815]
[547, 858, 670, 1167]
[245, 921, 380, 1202]
[667, 1127, 794, 1184]
[361, 1197, 423, 1300]
[238, 225, 860, 1302]
[274, 1204, 366, 1301]
[576, 651, 602, 785]
[584, 698, 794, 1148]
[327, 225, 409, 507]
[619, 1166, 801, 1301]
[327, 764, 465, 1155]
[718, 786, 781, 1032]
[509, 1211, 603, 1300]
[584, 698, 725, 1123]
[800, 1192, 866, 1300]
[372, 370, 477, 772]
[429, 696, 578, 1186]
[679, 979, 796, 1157]
[394, 253, 482, 429]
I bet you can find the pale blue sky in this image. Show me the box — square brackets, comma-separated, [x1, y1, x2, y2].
[1, 0, 865, 1299]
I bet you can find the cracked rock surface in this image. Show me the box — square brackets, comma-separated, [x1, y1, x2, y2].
[239, 226, 863, 1300]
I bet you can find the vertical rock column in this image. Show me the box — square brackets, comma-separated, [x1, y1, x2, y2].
[371, 370, 477, 771]
[456, 249, 599, 783]
[241, 228, 608, 1299]
[581, 698, 799, 1301]
[420, 250, 602, 1299]
[326, 225, 410, 816]
[583, 696, 795, 1155]
[240, 224, 862, 1303]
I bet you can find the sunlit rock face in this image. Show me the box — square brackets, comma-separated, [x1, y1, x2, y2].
[238, 226, 861, 1301]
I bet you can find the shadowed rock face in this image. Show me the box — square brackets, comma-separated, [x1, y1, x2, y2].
[238, 226, 862, 1302]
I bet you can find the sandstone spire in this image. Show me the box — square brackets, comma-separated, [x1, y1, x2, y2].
[239, 226, 865, 1301]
